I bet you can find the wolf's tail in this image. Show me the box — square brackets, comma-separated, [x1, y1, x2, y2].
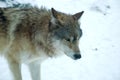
[0, 8, 7, 22]
[0, 8, 4, 15]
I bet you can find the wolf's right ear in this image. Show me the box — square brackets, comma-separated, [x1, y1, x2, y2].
[51, 8, 57, 18]
[51, 8, 60, 24]
[51, 8, 61, 19]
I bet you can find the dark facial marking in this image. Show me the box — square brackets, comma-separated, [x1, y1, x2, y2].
[78, 28, 83, 39]
[53, 27, 70, 39]
[52, 18, 83, 42]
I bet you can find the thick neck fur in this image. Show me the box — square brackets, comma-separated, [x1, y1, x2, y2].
[19, 7, 57, 57]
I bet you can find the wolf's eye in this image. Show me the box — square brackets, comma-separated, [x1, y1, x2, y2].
[65, 37, 74, 42]
[66, 38, 71, 42]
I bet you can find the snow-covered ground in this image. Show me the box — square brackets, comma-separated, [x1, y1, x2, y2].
[0, 0, 120, 80]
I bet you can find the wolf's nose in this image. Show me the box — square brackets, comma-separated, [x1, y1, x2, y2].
[74, 54, 81, 60]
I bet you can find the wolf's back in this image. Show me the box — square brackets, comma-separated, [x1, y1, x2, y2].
[0, 7, 26, 55]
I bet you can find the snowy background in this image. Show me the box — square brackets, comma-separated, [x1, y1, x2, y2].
[0, 0, 120, 80]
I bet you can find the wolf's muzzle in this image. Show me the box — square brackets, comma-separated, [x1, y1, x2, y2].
[73, 54, 81, 60]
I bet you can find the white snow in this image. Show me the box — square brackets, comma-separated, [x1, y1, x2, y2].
[0, 0, 120, 80]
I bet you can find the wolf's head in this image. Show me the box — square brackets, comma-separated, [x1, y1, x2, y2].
[49, 8, 84, 60]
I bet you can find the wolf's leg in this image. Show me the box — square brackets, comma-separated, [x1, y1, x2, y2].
[28, 62, 41, 80]
[6, 57, 22, 80]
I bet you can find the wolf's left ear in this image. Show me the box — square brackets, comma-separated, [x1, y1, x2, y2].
[73, 11, 84, 20]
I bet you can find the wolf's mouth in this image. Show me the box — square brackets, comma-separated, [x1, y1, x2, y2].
[65, 52, 81, 60]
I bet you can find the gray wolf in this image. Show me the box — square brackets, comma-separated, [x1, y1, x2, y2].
[0, 7, 84, 80]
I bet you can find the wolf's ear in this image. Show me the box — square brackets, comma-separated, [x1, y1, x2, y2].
[73, 11, 84, 20]
[51, 8, 60, 19]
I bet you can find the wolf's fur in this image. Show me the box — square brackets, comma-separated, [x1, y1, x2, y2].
[0, 7, 84, 80]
